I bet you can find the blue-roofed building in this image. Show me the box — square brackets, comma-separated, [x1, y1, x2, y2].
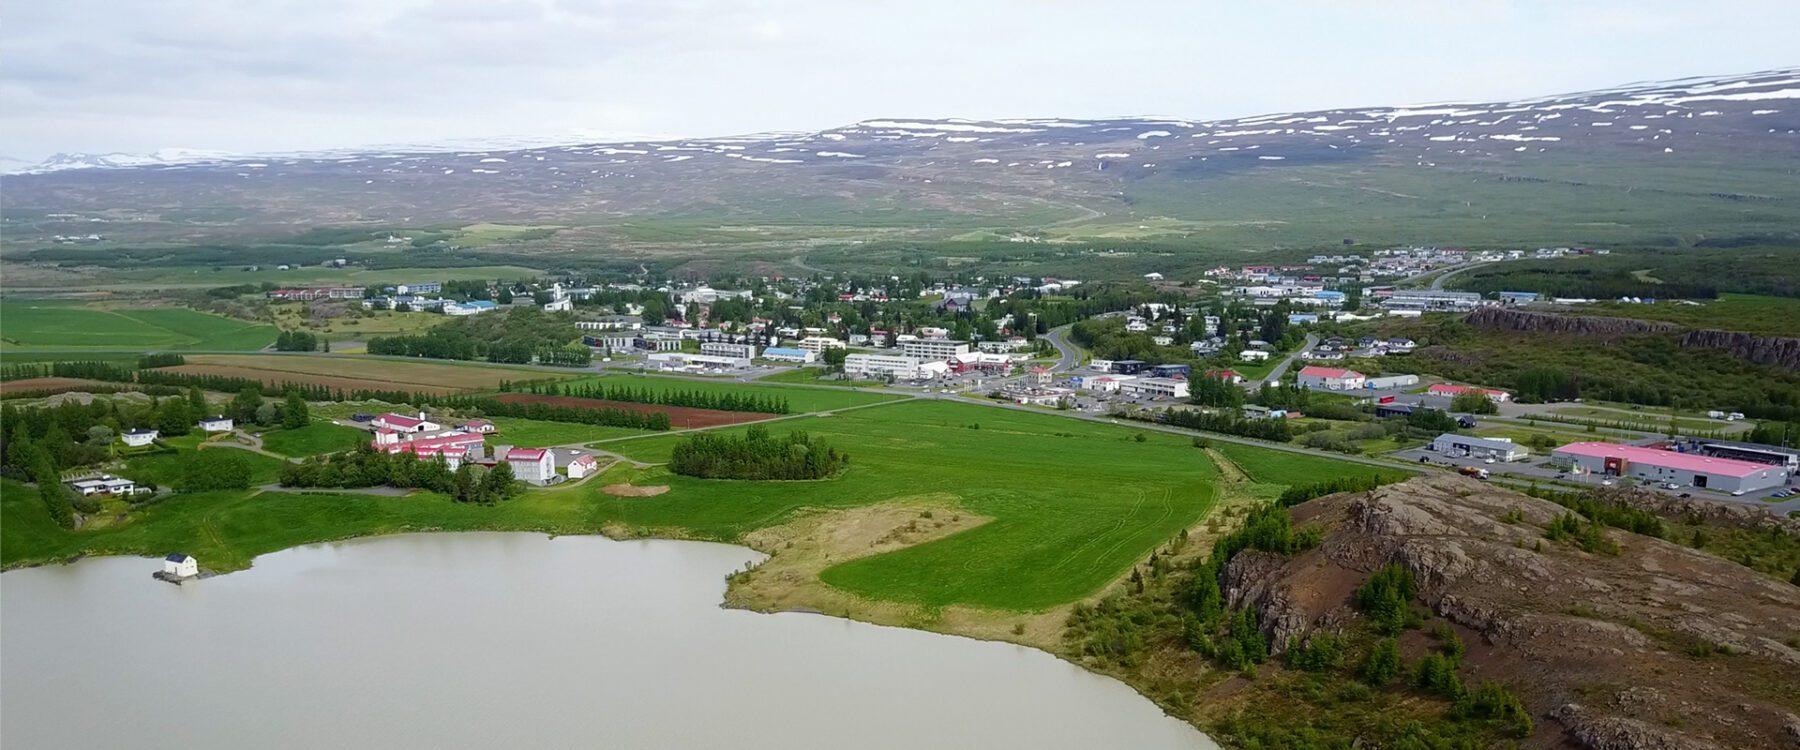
[761, 346, 817, 364]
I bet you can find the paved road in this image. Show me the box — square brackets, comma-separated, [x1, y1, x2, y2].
[1256, 333, 1319, 388]
[1041, 324, 1083, 372]
[1426, 261, 1494, 291]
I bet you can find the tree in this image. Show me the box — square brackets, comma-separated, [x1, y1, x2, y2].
[186, 386, 208, 417]
[822, 347, 848, 373]
[179, 449, 256, 492]
[1359, 638, 1402, 686]
[1450, 391, 1498, 415]
[156, 398, 193, 436]
[480, 462, 517, 503]
[30, 448, 74, 528]
[232, 387, 264, 423]
[282, 391, 310, 430]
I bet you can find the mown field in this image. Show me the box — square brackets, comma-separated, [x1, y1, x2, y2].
[485, 417, 650, 446]
[0, 301, 277, 351]
[560, 373, 904, 413]
[259, 422, 370, 457]
[1213, 442, 1413, 487]
[168, 354, 570, 394]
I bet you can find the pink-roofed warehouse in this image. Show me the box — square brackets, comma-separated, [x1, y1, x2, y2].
[1551, 442, 1791, 494]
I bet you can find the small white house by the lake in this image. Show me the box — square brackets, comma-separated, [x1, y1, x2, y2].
[163, 554, 198, 578]
[565, 454, 599, 479]
[121, 429, 159, 447]
[197, 416, 235, 433]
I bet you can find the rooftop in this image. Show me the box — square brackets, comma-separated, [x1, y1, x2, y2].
[1553, 442, 1775, 479]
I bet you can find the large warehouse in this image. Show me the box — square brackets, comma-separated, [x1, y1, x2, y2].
[1551, 442, 1791, 494]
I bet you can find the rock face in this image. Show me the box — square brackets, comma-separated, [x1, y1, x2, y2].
[1465, 307, 1800, 371]
[1228, 475, 1800, 750]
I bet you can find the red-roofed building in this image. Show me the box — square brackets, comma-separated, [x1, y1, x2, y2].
[1029, 366, 1052, 386]
[372, 431, 484, 470]
[1551, 442, 1789, 494]
[566, 454, 600, 479]
[372, 412, 439, 433]
[1296, 366, 1365, 391]
[506, 447, 555, 485]
[1203, 369, 1246, 385]
[462, 420, 496, 434]
[1428, 383, 1511, 403]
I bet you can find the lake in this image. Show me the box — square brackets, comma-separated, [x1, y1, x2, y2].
[2, 532, 1214, 749]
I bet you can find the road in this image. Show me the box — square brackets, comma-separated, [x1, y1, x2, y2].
[1041, 324, 1083, 372]
[1256, 333, 1319, 388]
[1425, 261, 1494, 291]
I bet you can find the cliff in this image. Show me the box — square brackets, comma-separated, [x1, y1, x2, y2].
[1464, 306, 1800, 371]
[1221, 475, 1800, 749]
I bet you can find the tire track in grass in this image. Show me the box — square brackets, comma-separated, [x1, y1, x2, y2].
[1047, 488, 1146, 573]
[1083, 487, 1180, 579]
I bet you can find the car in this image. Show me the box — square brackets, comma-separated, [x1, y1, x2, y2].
[1731, 490, 1745, 496]
[1679, 493, 1691, 498]
[1661, 482, 1680, 490]
[1483, 458, 1496, 464]
[1601, 479, 1614, 486]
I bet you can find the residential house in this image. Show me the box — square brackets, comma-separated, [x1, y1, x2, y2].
[1296, 366, 1366, 391]
[196, 416, 234, 433]
[121, 428, 158, 447]
[507, 448, 557, 485]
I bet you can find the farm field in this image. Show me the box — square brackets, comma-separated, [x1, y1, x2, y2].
[0, 377, 115, 397]
[485, 417, 651, 446]
[0, 301, 277, 351]
[260, 422, 370, 457]
[2, 264, 545, 291]
[560, 373, 904, 413]
[168, 354, 570, 394]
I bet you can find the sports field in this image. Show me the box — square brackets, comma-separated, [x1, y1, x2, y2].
[0, 301, 277, 351]
[560, 373, 904, 413]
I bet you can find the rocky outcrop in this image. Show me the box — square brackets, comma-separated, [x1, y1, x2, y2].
[1240, 476, 1800, 749]
[1465, 306, 1800, 370]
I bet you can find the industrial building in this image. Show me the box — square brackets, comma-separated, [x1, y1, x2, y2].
[1296, 366, 1365, 391]
[1551, 442, 1791, 494]
[900, 339, 971, 361]
[1430, 434, 1529, 462]
[844, 353, 945, 381]
[700, 341, 758, 359]
[1119, 377, 1191, 400]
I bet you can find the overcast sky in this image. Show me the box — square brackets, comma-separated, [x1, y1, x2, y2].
[4, 0, 1797, 162]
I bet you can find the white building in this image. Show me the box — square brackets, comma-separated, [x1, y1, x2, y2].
[1430, 434, 1530, 462]
[196, 416, 234, 433]
[1552, 442, 1790, 494]
[844, 353, 944, 381]
[121, 429, 158, 447]
[163, 554, 199, 578]
[1363, 374, 1420, 390]
[565, 454, 600, 479]
[372, 412, 439, 434]
[1296, 366, 1366, 391]
[1119, 377, 1191, 400]
[647, 352, 752, 370]
[506, 448, 556, 485]
[900, 339, 971, 361]
[1239, 350, 1270, 362]
[67, 475, 141, 496]
[760, 346, 816, 363]
[794, 336, 847, 354]
[701, 341, 758, 359]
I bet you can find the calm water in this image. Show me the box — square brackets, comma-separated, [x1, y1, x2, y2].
[2, 532, 1214, 749]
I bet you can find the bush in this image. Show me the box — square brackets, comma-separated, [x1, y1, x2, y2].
[1359, 638, 1402, 686]
[1354, 564, 1418, 635]
[668, 425, 848, 480]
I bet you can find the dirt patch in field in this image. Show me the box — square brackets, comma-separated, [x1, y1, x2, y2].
[492, 392, 776, 429]
[162, 364, 467, 395]
[0, 377, 115, 397]
[601, 483, 669, 497]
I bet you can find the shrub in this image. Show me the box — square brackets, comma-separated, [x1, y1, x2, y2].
[1355, 564, 1418, 635]
[668, 425, 849, 480]
[1359, 638, 1402, 686]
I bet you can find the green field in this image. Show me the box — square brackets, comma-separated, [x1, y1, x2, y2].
[488, 417, 649, 447]
[754, 367, 889, 388]
[561, 373, 904, 413]
[2, 264, 546, 291]
[1582, 295, 1800, 337]
[0, 301, 277, 351]
[260, 422, 370, 457]
[1214, 442, 1413, 486]
[4, 397, 1384, 612]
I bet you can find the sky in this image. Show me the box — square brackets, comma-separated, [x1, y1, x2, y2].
[3, 0, 1797, 163]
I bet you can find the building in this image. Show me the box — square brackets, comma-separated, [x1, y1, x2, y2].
[67, 475, 141, 496]
[1551, 442, 1791, 494]
[565, 454, 600, 479]
[1239, 350, 1270, 362]
[1428, 383, 1512, 403]
[121, 428, 158, 447]
[583, 333, 638, 353]
[371, 430, 485, 471]
[761, 346, 816, 364]
[794, 336, 847, 354]
[1373, 402, 1415, 418]
[1150, 364, 1192, 379]
[196, 415, 234, 433]
[1375, 289, 1483, 311]
[1430, 434, 1530, 462]
[647, 352, 752, 370]
[900, 339, 971, 361]
[1119, 377, 1191, 400]
[1028, 366, 1053, 386]
[372, 412, 440, 433]
[462, 420, 497, 434]
[1363, 374, 1420, 390]
[844, 353, 944, 381]
[1296, 366, 1366, 391]
[701, 341, 758, 359]
[443, 300, 498, 316]
[1110, 359, 1148, 374]
[163, 554, 199, 578]
[397, 282, 443, 295]
[1203, 369, 1246, 385]
[507, 448, 557, 485]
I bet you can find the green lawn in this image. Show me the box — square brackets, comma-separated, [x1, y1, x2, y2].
[0, 301, 277, 351]
[755, 367, 888, 388]
[260, 422, 370, 457]
[1214, 442, 1413, 486]
[488, 417, 650, 447]
[558, 373, 905, 413]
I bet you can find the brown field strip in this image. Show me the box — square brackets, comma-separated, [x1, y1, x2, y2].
[176, 355, 573, 393]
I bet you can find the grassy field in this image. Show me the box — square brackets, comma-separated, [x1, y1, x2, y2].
[1545, 405, 1735, 433]
[487, 417, 650, 446]
[260, 422, 370, 457]
[560, 373, 904, 413]
[2, 264, 545, 291]
[0, 301, 277, 351]
[172, 354, 570, 393]
[1213, 442, 1413, 486]
[1581, 295, 1800, 337]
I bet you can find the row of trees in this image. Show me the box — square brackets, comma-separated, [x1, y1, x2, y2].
[367, 308, 581, 364]
[274, 330, 321, 351]
[668, 426, 848, 480]
[508, 381, 791, 415]
[1157, 409, 1295, 442]
[278, 447, 521, 503]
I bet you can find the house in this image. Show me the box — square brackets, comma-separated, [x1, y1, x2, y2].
[1239, 350, 1270, 362]
[67, 475, 140, 496]
[1029, 366, 1052, 386]
[196, 415, 234, 433]
[1427, 383, 1512, 403]
[507, 447, 556, 485]
[1430, 434, 1529, 462]
[462, 420, 497, 434]
[1373, 402, 1415, 418]
[1551, 442, 1790, 494]
[761, 346, 816, 364]
[121, 429, 158, 447]
[1296, 366, 1366, 391]
[163, 554, 199, 578]
[1203, 369, 1246, 385]
[565, 453, 600, 480]
[372, 412, 440, 433]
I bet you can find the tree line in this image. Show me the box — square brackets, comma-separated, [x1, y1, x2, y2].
[668, 425, 847, 480]
[279, 446, 521, 504]
[1156, 408, 1295, 442]
[508, 380, 791, 414]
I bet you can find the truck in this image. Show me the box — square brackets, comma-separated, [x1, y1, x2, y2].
[1457, 466, 1490, 480]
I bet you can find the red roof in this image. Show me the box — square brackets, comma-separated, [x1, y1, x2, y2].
[506, 448, 548, 461]
[375, 413, 426, 429]
[375, 431, 483, 455]
[1298, 366, 1363, 379]
[1553, 442, 1775, 479]
[1204, 369, 1243, 379]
